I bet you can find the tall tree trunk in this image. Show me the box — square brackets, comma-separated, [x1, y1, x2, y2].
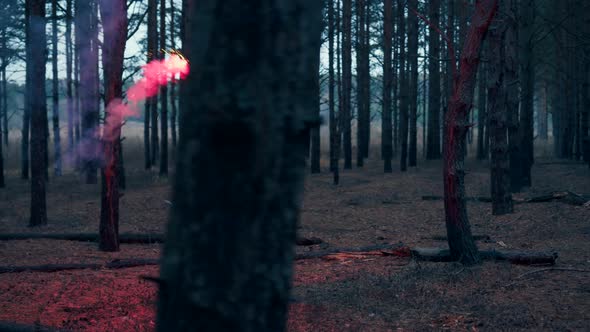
[488, 10, 513, 215]
[159, 0, 169, 176]
[382, 0, 393, 172]
[427, 0, 441, 160]
[98, 0, 127, 252]
[22, 1, 31, 180]
[334, 0, 342, 184]
[476, 61, 486, 160]
[51, 0, 62, 176]
[443, 0, 497, 265]
[0, 69, 4, 188]
[407, 0, 418, 167]
[66, 0, 74, 159]
[170, 0, 177, 150]
[78, 0, 100, 184]
[539, 79, 548, 140]
[583, 4, 590, 164]
[310, 26, 321, 174]
[356, 0, 366, 167]
[73, 0, 81, 149]
[398, 0, 408, 171]
[328, 0, 336, 173]
[156, 1, 323, 330]
[148, 0, 159, 167]
[362, 0, 371, 160]
[518, 0, 534, 186]
[505, 0, 521, 192]
[342, 0, 352, 169]
[29, 0, 48, 227]
[1, 66, 6, 146]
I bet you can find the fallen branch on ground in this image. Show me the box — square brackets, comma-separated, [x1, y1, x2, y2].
[0, 258, 160, 274]
[422, 191, 589, 206]
[294, 243, 408, 260]
[0, 322, 69, 332]
[0, 233, 323, 246]
[425, 235, 491, 241]
[411, 248, 558, 265]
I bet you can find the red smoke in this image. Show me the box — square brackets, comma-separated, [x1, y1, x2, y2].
[102, 53, 190, 141]
[127, 53, 190, 102]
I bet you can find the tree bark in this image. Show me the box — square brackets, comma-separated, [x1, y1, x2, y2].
[505, 0, 521, 192]
[427, 0, 441, 160]
[356, 0, 366, 168]
[29, 0, 48, 227]
[170, 0, 178, 150]
[398, 0, 408, 172]
[488, 8, 513, 215]
[159, 0, 168, 176]
[78, 0, 100, 184]
[407, 0, 418, 167]
[342, 0, 352, 169]
[518, 0, 534, 186]
[66, 0, 74, 158]
[382, 0, 393, 173]
[148, 0, 159, 167]
[443, 0, 497, 265]
[51, 0, 61, 177]
[476, 61, 486, 160]
[98, 0, 128, 252]
[22, 1, 31, 180]
[156, 2, 323, 331]
[328, 0, 336, 173]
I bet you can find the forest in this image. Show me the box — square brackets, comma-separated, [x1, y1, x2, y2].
[0, 0, 589, 331]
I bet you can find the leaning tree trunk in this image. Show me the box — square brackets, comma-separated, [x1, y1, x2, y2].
[382, 0, 393, 173]
[98, 0, 128, 252]
[156, 1, 323, 331]
[488, 8, 513, 216]
[442, 0, 498, 265]
[29, 0, 48, 227]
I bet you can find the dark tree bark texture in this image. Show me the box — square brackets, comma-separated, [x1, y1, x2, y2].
[382, 0, 393, 172]
[443, 0, 497, 265]
[156, 1, 323, 331]
[99, 0, 128, 251]
[29, 0, 47, 227]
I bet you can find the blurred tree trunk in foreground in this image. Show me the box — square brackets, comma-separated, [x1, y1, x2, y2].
[156, 1, 322, 330]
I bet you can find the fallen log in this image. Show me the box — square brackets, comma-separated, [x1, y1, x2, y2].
[0, 233, 164, 244]
[421, 195, 492, 202]
[425, 235, 491, 241]
[0, 233, 323, 246]
[422, 191, 589, 206]
[0, 322, 69, 332]
[0, 259, 160, 274]
[411, 247, 558, 265]
[294, 243, 408, 260]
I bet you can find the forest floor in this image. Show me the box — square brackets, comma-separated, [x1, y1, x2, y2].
[0, 150, 589, 331]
